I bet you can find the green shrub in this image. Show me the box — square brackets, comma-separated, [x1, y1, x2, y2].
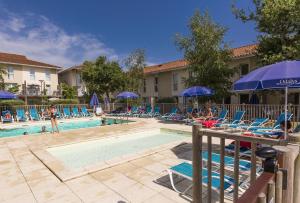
[48, 99, 79, 105]
[0, 99, 25, 106]
[156, 97, 176, 103]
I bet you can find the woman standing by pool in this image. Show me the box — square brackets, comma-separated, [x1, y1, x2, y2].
[49, 105, 59, 134]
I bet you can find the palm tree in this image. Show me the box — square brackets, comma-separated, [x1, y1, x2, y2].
[0, 65, 7, 90]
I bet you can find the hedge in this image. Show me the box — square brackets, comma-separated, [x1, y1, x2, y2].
[0, 99, 25, 107]
[48, 99, 79, 105]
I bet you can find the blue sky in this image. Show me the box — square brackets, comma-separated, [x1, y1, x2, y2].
[0, 0, 258, 67]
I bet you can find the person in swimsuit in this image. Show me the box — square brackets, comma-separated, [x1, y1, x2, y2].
[49, 105, 59, 134]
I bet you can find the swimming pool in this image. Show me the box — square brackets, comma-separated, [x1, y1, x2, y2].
[0, 118, 131, 138]
[47, 130, 190, 169]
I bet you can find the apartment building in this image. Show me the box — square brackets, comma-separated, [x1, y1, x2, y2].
[58, 65, 86, 97]
[0, 52, 61, 98]
[141, 44, 300, 105]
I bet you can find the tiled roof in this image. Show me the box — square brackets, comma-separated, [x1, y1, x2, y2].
[144, 59, 188, 74]
[144, 44, 257, 74]
[58, 65, 82, 74]
[231, 44, 257, 58]
[0, 52, 60, 69]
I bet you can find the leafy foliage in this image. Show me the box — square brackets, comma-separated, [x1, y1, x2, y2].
[175, 10, 234, 101]
[61, 83, 77, 99]
[233, 0, 300, 65]
[0, 99, 25, 106]
[48, 99, 79, 105]
[7, 84, 20, 93]
[0, 65, 7, 90]
[124, 49, 146, 92]
[81, 56, 125, 99]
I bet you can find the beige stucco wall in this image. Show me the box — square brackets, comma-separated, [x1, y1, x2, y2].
[2, 63, 59, 95]
[58, 69, 86, 96]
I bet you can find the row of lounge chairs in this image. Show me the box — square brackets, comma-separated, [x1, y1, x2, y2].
[108, 106, 161, 118]
[0, 106, 92, 123]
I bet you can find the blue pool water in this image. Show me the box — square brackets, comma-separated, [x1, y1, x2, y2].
[0, 118, 130, 138]
[47, 130, 190, 169]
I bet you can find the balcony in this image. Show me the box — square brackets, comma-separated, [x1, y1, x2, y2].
[20, 84, 61, 97]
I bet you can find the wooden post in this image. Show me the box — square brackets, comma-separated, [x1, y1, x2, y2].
[273, 145, 298, 203]
[250, 142, 257, 185]
[276, 170, 283, 203]
[258, 193, 266, 203]
[219, 138, 225, 203]
[207, 136, 212, 203]
[267, 180, 275, 203]
[234, 141, 240, 202]
[192, 125, 202, 203]
[294, 152, 300, 203]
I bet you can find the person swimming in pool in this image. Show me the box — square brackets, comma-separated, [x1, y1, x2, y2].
[49, 105, 59, 134]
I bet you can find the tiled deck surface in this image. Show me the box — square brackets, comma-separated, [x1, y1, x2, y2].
[0, 117, 232, 203]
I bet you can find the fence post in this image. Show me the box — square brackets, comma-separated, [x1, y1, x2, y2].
[267, 180, 275, 203]
[258, 193, 266, 203]
[192, 125, 202, 203]
[276, 170, 283, 203]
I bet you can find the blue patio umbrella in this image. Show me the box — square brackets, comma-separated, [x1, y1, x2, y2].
[180, 86, 214, 97]
[90, 92, 99, 112]
[116, 91, 139, 111]
[233, 60, 300, 138]
[180, 86, 214, 111]
[0, 91, 16, 99]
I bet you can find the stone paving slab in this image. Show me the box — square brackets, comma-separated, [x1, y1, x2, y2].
[0, 117, 233, 202]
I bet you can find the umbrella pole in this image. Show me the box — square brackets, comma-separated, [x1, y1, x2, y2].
[284, 86, 288, 139]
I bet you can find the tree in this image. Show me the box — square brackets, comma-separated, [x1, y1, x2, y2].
[175, 10, 234, 101]
[0, 65, 7, 90]
[61, 83, 77, 99]
[81, 56, 125, 99]
[7, 84, 20, 93]
[233, 0, 300, 65]
[124, 49, 146, 92]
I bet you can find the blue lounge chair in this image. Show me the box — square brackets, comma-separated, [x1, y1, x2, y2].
[16, 108, 28, 122]
[63, 107, 72, 118]
[140, 106, 152, 118]
[210, 109, 228, 123]
[72, 106, 81, 117]
[230, 118, 269, 130]
[1, 110, 14, 123]
[29, 108, 40, 121]
[215, 110, 245, 127]
[161, 107, 178, 120]
[202, 152, 260, 174]
[250, 112, 293, 132]
[81, 106, 92, 117]
[167, 162, 236, 197]
[152, 106, 161, 117]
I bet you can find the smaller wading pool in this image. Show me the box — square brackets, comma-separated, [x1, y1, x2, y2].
[0, 118, 132, 138]
[47, 129, 190, 170]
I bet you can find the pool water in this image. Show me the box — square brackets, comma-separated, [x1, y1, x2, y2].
[47, 130, 190, 169]
[0, 118, 130, 138]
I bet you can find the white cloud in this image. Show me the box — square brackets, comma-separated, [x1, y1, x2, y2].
[0, 8, 118, 67]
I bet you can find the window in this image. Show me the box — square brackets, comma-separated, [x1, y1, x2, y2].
[240, 94, 249, 104]
[7, 67, 14, 79]
[143, 79, 146, 93]
[45, 70, 51, 81]
[29, 69, 35, 80]
[240, 64, 249, 76]
[76, 73, 81, 85]
[154, 77, 158, 92]
[172, 72, 178, 91]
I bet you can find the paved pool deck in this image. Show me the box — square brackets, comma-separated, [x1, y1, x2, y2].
[0, 117, 233, 203]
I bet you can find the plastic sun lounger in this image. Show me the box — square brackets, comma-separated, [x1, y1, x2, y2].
[1, 110, 14, 123]
[202, 152, 261, 175]
[224, 143, 252, 157]
[167, 162, 240, 198]
[161, 107, 178, 119]
[230, 118, 269, 130]
[193, 109, 229, 127]
[250, 113, 293, 132]
[29, 108, 40, 121]
[215, 110, 245, 128]
[63, 107, 72, 118]
[16, 108, 27, 122]
[81, 106, 92, 117]
[72, 107, 81, 117]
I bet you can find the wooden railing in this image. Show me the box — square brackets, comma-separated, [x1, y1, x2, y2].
[192, 125, 299, 203]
